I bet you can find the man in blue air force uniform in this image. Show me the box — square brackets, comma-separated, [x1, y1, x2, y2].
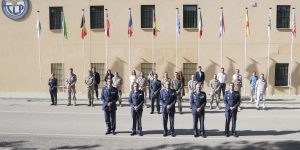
[128, 82, 144, 136]
[160, 81, 177, 137]
[224, 82, 241, 137]
[190, 83, 207, 138]
[101, 79, 119, 135]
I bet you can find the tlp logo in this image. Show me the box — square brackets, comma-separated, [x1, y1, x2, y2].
[2, 0, 30, 20]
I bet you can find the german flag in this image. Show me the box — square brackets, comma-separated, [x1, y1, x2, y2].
[153, 10, 157, 36]
[80, 13, 87, 39]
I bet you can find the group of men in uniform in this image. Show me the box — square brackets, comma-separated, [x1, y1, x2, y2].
[48, 65, 268, 138]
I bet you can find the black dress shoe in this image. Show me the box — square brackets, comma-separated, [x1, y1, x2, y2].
[150, 112, 154, 114]
[105, 131, 111, 135]
[225, 134, 230, 137]
[202, 134, 207, 138]
[130, 132, 136, 136]
[194, 134, 198, 137]
[157, 112, 161, 114]
[112, 131, 116, 135]
[139, 132, 143, 136]
[163, 133, 167, 137]
[171, 132, 175, 137]
[232, 133, 239, 137]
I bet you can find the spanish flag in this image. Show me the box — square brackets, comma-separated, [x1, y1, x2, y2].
[153, 10, 157, 36]
[245, 9, 250, 37]
[80, 13, 87, 39]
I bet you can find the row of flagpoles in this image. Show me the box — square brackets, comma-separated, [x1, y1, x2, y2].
[35, 7, 296, 95]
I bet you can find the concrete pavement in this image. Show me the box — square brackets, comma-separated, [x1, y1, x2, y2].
[0, 98, 300, 149]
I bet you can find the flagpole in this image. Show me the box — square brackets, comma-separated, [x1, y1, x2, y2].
[267, 8, 272, 96]
[244, 7, 248, 96]
[152, 9, 154, 72]
[289, 34, 294, 95]
[82, 9, 86, 91]
[289, 8, 295, 96]
[129, 35, 131, 75]
[152, 31, 154, 71]
[220, 7, 223, 67]
[61, 11, 65, 93]
[197, 8, 200, 65]
[176, 8, 178, 72]
[36, 11, 42, 88]
[128, 8, 131, 76]
[105, 9, 108, 71]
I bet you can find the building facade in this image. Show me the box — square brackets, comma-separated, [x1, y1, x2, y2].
[0, 0, 299, 95]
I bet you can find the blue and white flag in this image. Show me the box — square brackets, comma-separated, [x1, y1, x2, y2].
[219, 9, 225, 37]
[176, 9, 180, 37]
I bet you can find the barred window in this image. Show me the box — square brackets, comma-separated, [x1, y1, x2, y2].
[141, 63, 156, 76]
[183, 63, 197, 84]
[51, 63, 64, 86]
[277, 5, 290, 29]
[141, 5, 155, 28]
[90, 6, 104, 29]
[275, 63, 289, 86]
[183, 5, 197, 28]
[49, 7, 63, 30]
[91, 63, 105, 86]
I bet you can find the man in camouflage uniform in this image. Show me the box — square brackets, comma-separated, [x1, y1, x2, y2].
[112, 72, 123, 107]
[85, 70, 95, 106]
[162, 72, 172, 89]
[137, 71, 148, 108]
[171, 72, 183, 114]
[66, 68, 77, 106]
[209, 74, 221, 110]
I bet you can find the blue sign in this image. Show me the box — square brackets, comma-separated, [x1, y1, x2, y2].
[2, 0, 30, 20]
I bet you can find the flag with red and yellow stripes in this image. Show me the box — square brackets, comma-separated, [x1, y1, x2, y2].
[245, 9, 250, 37]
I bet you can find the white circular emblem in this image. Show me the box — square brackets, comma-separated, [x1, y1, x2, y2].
[2, 0, 29, 20]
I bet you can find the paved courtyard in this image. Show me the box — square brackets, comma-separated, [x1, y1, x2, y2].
[0, 97, 300, 149]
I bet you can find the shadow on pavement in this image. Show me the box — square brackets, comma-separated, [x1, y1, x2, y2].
[242, 106, 300, 110]
[0, 141, 27, 147]
[140, 140, 300, 150]
[50, 144, 101, 150]
[126, 129, 300, 137]
[239, 130, 300, 136]
[143, 129, 193, 135]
